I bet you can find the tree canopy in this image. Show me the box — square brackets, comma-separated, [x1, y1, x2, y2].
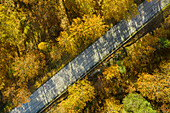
[0, 0, 169, 112]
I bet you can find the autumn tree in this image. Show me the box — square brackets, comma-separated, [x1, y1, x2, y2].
[0, 76, 5, 90]
[64, 0, 96, 17]
[0, 43, 17, 90]
[123, 33, 159, 75]
[2, 51, 47, 108]
[160, 103, 170, 113]
[50, 46, 62, 62]
[19, 0, 61, 48]
[0, 43, 17, 112]
[56, 0, 70, 31]
[64, 0, 138, 24]
[103, 64, 121, 81]
[154, 15, 170, 49]
[20, 0, 69, 32]
[56, 78, 95, 113]
[57, 14, 108, 55]
[38, 42, 49, 51]
[103, 97, 123, 113]
[163, 15, 170, 30]
[1, 0, 61, 48]
[93, 64, 127, 101]
[12, 50, 47, 82]
[123, 14, 170, 76]
[146, 0, 154, 2]
[137, 60, 170, 104]
[155, 17, 170, 37]
[100, 0, 138, 23]
[137, 73, 170, 103]
[2, 83, 31, 109]
[0, 4, 29, 56]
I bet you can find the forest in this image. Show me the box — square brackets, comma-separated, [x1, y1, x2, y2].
[0, 0, 169, 112]
[49, 14, 170, 113]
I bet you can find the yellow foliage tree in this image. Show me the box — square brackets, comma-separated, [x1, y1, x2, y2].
[50, 46, 62, 61]
[64, 0, 138, 24]
[154, 15, 170, 40]
[163, 15, 170, 29]
[123, 33, 159, 75]
[100, 65, 125, 96]
[137, 61, 170, 104]
[0, 75, 5, 91]
[57, 78, 95, 113]
[57, 14, 108, 55]
[2, 83, 31, 107]
[101, 0, 138, 22]
[146, 0, 153, 2]
[103, 97, 123, 113]
[103, 65, 121, 81]
[0, 4, 28, 56]
[12, 51, 46, 81]
[2, 51, 47, 107]
[64, 0, 95, 16]
[0, 43, 16, 90]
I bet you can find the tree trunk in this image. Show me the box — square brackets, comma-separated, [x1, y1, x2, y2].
[57, 0, 70, 31]
[16, 45, 20, 57]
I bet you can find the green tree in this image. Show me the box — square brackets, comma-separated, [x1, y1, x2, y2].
[123, 93, 156, 113]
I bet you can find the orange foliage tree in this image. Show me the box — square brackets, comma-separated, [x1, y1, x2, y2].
[12, 51, 46, 81]
[137, 73, 170, 103]
[2, 51, 47, 107]
[137, 60, 170, 103]
[95, 64, 129, 99]
[0, 43, 16, 90]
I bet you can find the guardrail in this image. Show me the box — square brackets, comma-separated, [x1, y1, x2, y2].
[10, 0, 170, 113]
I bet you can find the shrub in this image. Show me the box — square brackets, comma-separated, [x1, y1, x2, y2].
[38, 42, 48, 51]
[158, 37, 170, 49]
